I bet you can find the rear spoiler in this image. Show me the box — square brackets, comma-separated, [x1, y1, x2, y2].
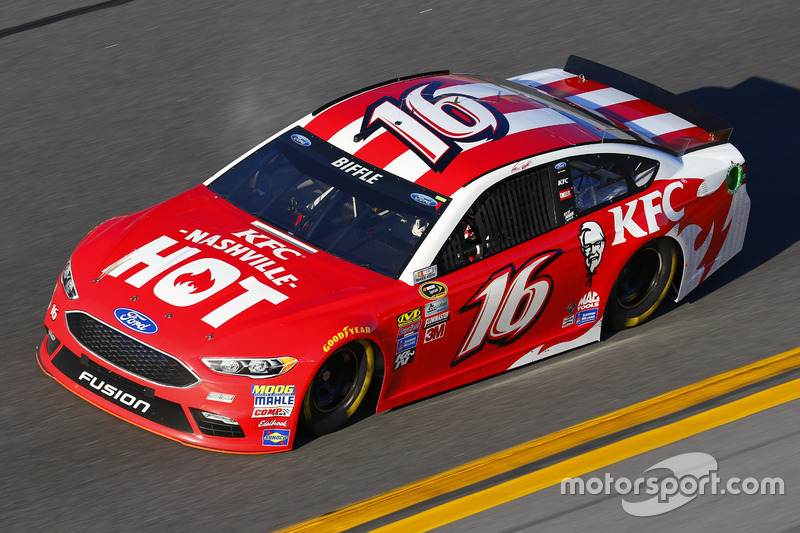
[562, 56, 732, 155]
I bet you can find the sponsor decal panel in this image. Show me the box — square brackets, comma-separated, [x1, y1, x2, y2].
[559, 189, 573, 200]
[575, 308, 598, 326]
[394, 348, 415, 370]
[397, 323, 421, 336]
[258, 418, 290, 428]
[425, 297, 448, 316]
[397, 308, 422, 328]
[577, 291, 600, 311]
[424, 311, 449, 328]
[413, 265, 438, 284]
[609, 181, 685, 245]
[262, 429, 291, 447]
[562, 315, 574, 328]
[252, 385, 295, 418]
[397, 331, 419, 352]
[419, 281, 448, 300]
[424, 322, 446, 343]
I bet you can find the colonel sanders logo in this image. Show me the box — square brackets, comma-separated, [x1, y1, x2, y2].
[579, 221, 605, 287]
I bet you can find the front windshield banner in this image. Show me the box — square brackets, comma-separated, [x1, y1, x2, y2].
[208, 127, 450, 278]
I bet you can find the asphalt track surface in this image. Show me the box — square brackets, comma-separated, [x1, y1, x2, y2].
[1, 1, 799, 531]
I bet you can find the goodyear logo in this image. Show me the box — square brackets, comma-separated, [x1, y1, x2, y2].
[252, 384, 295, 396]
[397, 308, 422, 328]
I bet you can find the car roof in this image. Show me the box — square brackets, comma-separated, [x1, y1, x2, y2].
[302, 72, 612, 197]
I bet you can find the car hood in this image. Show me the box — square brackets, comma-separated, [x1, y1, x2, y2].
[69, 185, 395, 361]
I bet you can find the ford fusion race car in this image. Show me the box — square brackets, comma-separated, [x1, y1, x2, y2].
[37, 56, 749, 453]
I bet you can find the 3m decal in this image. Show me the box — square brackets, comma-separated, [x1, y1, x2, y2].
[578, 221, 605, 287]
[361, 81, 509, 171]
[322, 326, 372, 352]
[394, 348, 415, 370]
[455, 251, 560, 364]
[397, 308, 422, 328]
[419, 281, 448, 300]
[424, 322, 446, 343]
[609, 181, 684, 245]
[262, 429, 291, 446]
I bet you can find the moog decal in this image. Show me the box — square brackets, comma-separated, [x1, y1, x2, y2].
[454, 250, 561, 364]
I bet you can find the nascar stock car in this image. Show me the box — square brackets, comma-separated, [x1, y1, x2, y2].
[37, 56, 749, 453]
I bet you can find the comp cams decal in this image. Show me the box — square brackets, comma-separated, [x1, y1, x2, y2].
[101, 227, 306, 328]
[251, 384, 295, 418]
[454, 250, 561, 364]
[360, 81, 510, 172]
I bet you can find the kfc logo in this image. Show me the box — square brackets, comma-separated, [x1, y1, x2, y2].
[579, 221, 605, 287]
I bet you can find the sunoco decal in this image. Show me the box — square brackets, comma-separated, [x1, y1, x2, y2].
[262, 429, 291, 446]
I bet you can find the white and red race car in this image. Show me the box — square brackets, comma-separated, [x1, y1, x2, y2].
[38, 56, 749, 452]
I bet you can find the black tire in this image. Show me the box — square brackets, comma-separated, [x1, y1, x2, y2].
[605, 238, 678, 330]
[301, 339, 375, 436]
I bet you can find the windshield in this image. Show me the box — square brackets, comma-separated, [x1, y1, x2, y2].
[207, 128, 449, 277]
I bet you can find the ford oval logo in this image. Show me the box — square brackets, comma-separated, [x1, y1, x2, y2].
[114, 308, 159, 334]
[291, 134, 311, 147]
[554, 161, 567, 170]
[411, 193, 437, 207]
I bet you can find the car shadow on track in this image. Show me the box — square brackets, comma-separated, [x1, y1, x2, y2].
[672, 77, 800, 304]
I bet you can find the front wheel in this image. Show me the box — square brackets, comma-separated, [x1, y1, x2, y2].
[605, 239, 678, 330]
[301, 339, 375, 436]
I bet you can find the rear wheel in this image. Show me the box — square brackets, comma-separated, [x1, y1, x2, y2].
[605, 239, 678, 330]
[301, 339, 375, 436]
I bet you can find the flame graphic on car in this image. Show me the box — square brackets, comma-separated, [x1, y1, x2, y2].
[174, 268, 215, 294]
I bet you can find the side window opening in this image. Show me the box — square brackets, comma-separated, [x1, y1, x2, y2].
[436, 166, 556, 275]
[568, 154, 659, 214]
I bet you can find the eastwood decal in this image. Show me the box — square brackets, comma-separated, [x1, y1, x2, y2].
[397, 308, 422, 328]
[262, 429, 291, 446]
[578, 221, 605, 287]
[322, 326, 372, 352]
[114, 308, 158, 334]
[419, 281, 448, 300]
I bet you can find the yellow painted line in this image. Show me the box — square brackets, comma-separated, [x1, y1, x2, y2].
[374, 374, 800, 532]
[277, 346, 800, 533]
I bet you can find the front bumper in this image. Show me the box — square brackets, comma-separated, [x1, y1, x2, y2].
[37, 301, 301, 453]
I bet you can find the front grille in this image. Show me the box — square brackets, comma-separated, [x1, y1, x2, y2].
[189, 408, 246, 438]
[66, 311, 199, 387]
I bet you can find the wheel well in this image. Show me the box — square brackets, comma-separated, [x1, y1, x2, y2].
[662, 236, 684, 301]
